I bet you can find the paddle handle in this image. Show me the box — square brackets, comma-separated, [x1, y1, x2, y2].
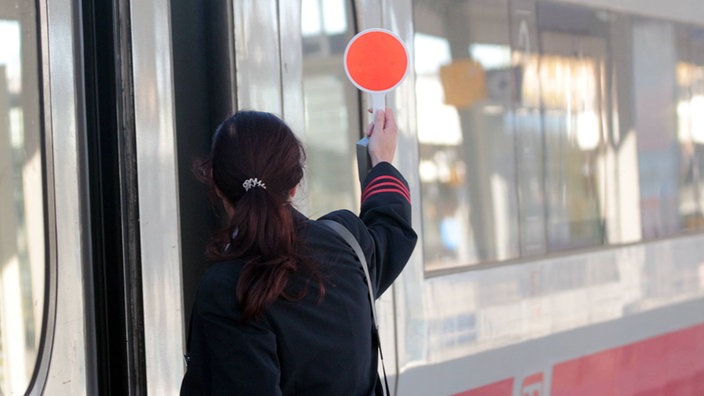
[371, 92, 385, 112]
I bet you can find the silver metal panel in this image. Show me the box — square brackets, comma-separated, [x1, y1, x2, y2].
[400, 235, 704, 394]
[129, 1, 185, 394]
[348, 0, 379, 127]
[397, 296, 704, 395]
[354, 0, 382, 115]
[233, 0, 282, 113]
[551, 0, 704, 25]
[355, 0, 383, 30]
[392, 232, 704, 394]
[38, 0, 93, 393]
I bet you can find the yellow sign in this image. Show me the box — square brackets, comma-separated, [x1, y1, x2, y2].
[439, 59, 486, 108]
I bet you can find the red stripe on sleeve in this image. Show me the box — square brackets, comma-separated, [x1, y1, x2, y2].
[362, 175, 411, 204]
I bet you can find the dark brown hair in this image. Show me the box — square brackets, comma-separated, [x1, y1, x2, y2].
[194, 110, 323, 321]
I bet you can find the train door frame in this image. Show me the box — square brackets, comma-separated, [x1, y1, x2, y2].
[129, 0, 186, 394]
[35, 0, 96, 393]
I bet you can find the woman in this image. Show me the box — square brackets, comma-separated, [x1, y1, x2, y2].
[181, 108, 417, 395]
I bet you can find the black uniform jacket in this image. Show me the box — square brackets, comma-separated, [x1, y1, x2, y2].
[181, 162, 417, 396]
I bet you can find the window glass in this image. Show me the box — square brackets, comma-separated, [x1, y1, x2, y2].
[676, 26, 704, 230]
[414, 0, 704, 272]
[510, 3, 546, 256]
[0, 2, 45, 394]
[414, 0, 519, 270]
[539, 31, 608, 250]
[632, 20, 681, 238]
[300, 0, 361, 216]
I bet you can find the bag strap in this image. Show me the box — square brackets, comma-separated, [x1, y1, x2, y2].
[320, 220, 378, 327]
[319, 219, 391, 396]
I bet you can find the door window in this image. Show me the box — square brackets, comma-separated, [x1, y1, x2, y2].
[300, 0, 362, 215]
[0, 3, 45, 393]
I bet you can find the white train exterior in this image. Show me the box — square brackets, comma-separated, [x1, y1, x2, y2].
[1, 0, 703, 395]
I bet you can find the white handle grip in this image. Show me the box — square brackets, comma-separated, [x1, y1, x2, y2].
[371, 92, 385, 112]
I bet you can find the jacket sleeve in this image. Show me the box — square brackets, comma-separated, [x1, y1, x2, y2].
[186, 266, 282, 396]
[358, 162, 417, 295]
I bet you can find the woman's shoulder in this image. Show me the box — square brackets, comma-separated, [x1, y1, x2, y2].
[317, 209, 357, 224]
[194, 260, 244, 315]
[315, 210, 367, 237]
[201, 260, 243, 285]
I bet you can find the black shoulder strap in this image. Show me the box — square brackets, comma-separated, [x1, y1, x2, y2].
[319, 219, 390, 396]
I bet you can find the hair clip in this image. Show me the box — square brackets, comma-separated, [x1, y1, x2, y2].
[242, 178, 267, 192]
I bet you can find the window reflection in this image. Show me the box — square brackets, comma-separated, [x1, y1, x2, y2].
[414, 0, 519, 270]
[540, 33, 607, 250]
[632, 20, 681, 238]
[0, 9, 44, 394]
[300, 0, 360, 216]
[676, 27, 704, 230]
[414, 1, 704, 271]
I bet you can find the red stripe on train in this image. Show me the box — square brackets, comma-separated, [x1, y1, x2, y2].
[453, 322, 704, 396]
[552, 323, 704, 396]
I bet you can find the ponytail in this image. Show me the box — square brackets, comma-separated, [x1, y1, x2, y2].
[195, 111, 324, 321]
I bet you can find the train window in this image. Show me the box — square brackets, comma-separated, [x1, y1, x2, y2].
[414, 1, 704, 271]
[413, 0, 519, 270]
[625, 19, 704, 238]
[0, 2, 45, 394]
[300, 0, 361, 215]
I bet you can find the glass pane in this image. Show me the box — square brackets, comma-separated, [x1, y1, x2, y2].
[632, 20, 681, 238]
[539, 31, 608, 250]
[511, 2, 546, 256]
[676, 26, 704, 230]
[601, 13, 643, 244]
[414, 0, 518, 270]
[300, 0, 360, 216]
[0, 3, 45, 394]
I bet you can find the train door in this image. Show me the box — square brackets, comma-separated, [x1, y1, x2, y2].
[0, 0, 112, 393]
[11, 0, 186, 393]
[80, 0, 145, 393]
[71, 0, 184, 393]
[173, 0, 365, 294]
[1, 0, 102, 393]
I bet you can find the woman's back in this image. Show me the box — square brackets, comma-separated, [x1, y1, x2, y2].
[189, 215, 376, 395]
[181, 110, 416, 395]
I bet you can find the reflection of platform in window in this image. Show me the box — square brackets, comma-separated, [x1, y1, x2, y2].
[440, 216, 460, 257]
[440, 60, 522, 108]
[485, 66, 522, 103]
[0, 18, 45, 394]
[439, 59, 486, 108]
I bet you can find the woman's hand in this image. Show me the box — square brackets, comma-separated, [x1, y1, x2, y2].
[367, 108, 398, 166]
